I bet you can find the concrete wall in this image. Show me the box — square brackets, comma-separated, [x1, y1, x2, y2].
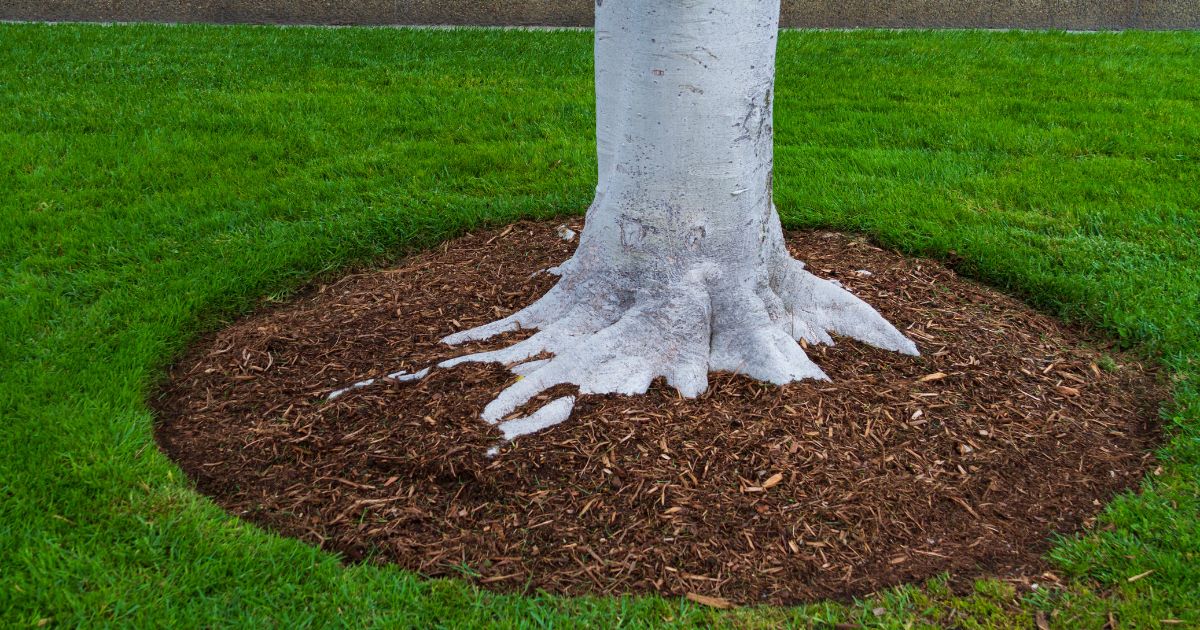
[2, 0, 1197, 30]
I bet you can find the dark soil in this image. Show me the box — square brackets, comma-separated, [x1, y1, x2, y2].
[154, 220, 1163, 606]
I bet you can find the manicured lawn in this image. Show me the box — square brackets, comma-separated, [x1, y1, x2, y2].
[1, 23, 1197, 627]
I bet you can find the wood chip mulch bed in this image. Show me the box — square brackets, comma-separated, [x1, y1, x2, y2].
[154, 220, 1163, 606]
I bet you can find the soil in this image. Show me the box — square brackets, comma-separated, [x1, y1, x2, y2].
[153, 220, 1163, 606]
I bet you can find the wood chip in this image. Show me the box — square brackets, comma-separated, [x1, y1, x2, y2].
[1126, 569, 1154, 582]
[686, 593, 733, 609]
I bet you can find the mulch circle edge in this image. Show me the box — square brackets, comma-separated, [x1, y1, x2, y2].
[153, 220, 1164, 606]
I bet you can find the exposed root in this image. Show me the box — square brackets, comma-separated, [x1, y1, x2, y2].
[768, 258, 919, 356]
[389, 367, 431, 382]
[497, 395, 577, 441]
[325, 367, 430, 400]
[442, 269, 711, 423]
[442, 249, 918, 441]
[327, 378, 375, 400]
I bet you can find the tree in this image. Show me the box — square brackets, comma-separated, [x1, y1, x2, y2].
[441, 0, 917, 430]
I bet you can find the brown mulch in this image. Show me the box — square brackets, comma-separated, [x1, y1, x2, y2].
[153, 220, 1163, 606]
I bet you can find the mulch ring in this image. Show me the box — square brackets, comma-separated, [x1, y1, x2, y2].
[153, 220, 1163, 606]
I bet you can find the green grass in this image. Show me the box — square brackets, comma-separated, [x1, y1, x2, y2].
[1, 23, 1197, 628]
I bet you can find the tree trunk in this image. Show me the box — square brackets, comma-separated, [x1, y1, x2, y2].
[442, 0, 916, 429]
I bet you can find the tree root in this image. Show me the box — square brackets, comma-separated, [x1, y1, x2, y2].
[441, 251, 917, 442]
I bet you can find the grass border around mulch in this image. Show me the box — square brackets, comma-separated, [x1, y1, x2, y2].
[2, 23, 1197, 628]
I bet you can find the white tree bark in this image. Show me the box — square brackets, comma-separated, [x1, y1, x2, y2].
[442, 0, 917, 429]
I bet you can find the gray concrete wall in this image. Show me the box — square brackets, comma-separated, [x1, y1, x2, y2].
[2, 0, 1197, 29]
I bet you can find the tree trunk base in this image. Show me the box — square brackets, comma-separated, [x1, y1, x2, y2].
[441, 245, 917, 427]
